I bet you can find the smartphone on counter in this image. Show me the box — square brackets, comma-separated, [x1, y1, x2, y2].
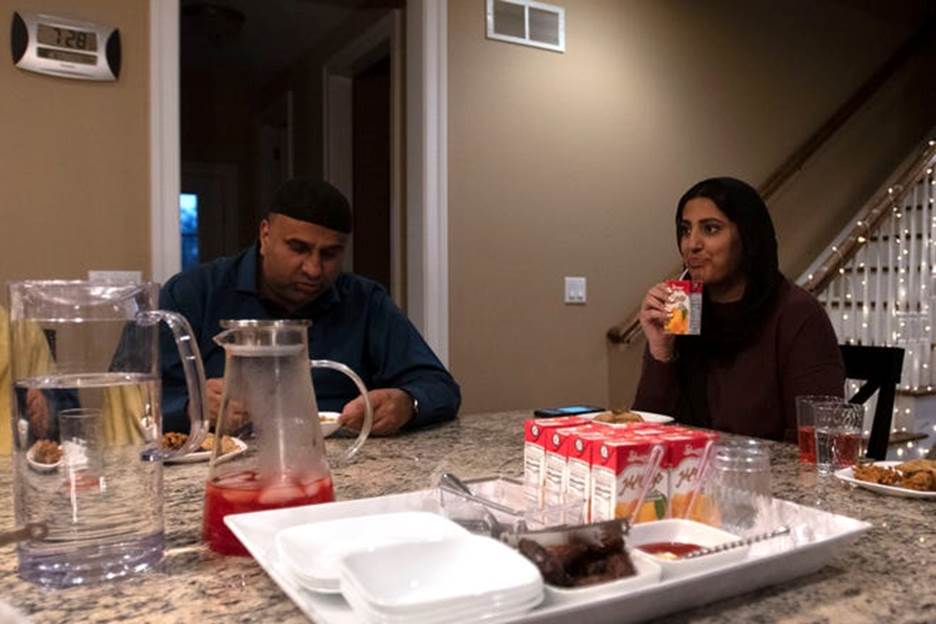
[533, 405, 605, 418]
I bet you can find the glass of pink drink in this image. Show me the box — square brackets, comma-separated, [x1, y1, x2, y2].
[794, 395, 841, 465]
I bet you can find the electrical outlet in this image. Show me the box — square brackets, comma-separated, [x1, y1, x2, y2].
[564, 276, 586, 304]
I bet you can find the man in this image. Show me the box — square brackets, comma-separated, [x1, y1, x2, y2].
[159, 178, 460, 435]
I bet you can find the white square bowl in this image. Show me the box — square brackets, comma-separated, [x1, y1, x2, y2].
[275, 511, 469, 593]
[338, 534, 543, 615]
[627, 519, 748, 579]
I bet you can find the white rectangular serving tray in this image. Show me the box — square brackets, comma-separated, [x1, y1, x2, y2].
[225, 490, 870, 624]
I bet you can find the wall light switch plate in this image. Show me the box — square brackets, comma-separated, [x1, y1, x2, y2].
[88, 270, 142, 284]
[564, 276, 586, 304]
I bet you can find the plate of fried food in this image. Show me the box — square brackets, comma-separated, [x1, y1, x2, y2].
[26, 439, 64, 472]
[835, 459, 936, 499]
[585, 409, 674, 425]
[162, 431, 247, 465]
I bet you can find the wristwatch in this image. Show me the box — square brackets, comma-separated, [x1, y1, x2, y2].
[410, 396, 420, 419]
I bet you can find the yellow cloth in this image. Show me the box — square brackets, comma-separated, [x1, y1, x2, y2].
[102, 384, 148, 445]
[0, 306, 53, 455]
[2, 307, 150, 451]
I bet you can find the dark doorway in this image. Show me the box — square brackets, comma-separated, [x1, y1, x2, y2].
[352, 55, 392, 291]
[179, 0, 400, 268]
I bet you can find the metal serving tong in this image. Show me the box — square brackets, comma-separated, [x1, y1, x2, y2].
[501, 517, 629, 550]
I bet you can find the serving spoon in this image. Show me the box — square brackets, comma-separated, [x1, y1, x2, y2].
[681, 526, 790, 560]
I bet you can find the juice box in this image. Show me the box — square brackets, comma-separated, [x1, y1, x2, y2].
[562, 425, 628, 523]
[590, 437, 667, 523]
[523, 417, 587, 506]
[664, 280, 702, 335]
[543, 427, 579, 508]
[661, 430, 718, 521]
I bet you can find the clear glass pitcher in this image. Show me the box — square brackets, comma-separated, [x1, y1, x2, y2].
[203, 320, 373, 555]
[7, 280, 209, 587]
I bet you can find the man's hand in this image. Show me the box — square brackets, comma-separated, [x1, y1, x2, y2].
[205, 377, 249, 433]
[339, 388, 415, 436]
[26, 388, 49, 439]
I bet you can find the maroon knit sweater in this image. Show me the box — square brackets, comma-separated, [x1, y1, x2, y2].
[633, 279, 845, 442]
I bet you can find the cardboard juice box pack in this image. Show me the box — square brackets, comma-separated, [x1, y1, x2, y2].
[664, 280, 702, 335]
[590, 436, 667, 523]
[523, 417, 587, 506]
[562, 425, 626, 523]
[662, 430, 719, 520]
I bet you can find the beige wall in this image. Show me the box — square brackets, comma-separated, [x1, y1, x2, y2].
[0, 1, 150, 297]
[448, 0, 935, 413]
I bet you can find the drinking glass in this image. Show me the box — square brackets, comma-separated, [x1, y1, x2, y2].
[703, 439, 771, 533]
[814, 402, 864, 476]
[794, 395, 840, 465]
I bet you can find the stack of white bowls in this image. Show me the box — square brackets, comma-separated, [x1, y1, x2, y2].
[337, 534, 544, 624]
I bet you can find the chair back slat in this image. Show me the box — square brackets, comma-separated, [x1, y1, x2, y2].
[840, 344, 905, 460]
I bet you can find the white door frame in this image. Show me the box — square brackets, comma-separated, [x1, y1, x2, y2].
[149, 0, 449, 365]
[323, 11, 404, 306]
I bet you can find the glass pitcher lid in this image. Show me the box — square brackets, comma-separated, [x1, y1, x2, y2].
[215, 319, 310, 356]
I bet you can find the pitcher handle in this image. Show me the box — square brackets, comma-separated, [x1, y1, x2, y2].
[139, 310, 209, 459]
[311, 359, 373, 465]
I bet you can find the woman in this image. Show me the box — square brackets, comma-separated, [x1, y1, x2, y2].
[633, 177, 844, 441]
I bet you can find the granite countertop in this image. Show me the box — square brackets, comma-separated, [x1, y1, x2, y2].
[1, 411, 934, 623]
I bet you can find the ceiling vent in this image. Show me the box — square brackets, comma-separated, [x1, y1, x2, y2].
[486, 0, 565, 53]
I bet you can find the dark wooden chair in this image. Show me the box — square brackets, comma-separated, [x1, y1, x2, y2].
[839, 344, 905, 460]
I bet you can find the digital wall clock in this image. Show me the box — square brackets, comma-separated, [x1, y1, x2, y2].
[11, 11, 121, 81]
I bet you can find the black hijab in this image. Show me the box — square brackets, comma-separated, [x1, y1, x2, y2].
[672, 177, 784, 428]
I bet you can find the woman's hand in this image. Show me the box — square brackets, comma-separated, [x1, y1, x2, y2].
[639, 282, 677, 362]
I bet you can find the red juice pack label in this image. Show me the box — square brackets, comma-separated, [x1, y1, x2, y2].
[663, 430, 718, 520]
[590, 437, 666, 523]
[664, 280, 702, 335]
[523, 417, 587, 506]
[562, 427, 613, 523]
[543, 427, 578, 507]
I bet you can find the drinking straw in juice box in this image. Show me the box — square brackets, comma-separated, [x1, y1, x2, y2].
[591, 437, 667, 523]
[523, 417, 587, 506]
[664, 280, 702, 335]
[662, 430, 719, 520]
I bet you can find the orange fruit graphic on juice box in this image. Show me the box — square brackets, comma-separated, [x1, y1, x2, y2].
[664, 280, 702, 335]
[590, 437, 667, 524]
[663, 430, 718, 520]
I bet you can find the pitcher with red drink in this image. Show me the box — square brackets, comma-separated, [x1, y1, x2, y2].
[203, 320, 373, 555]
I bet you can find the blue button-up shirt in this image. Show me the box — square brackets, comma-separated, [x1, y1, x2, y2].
[158, 245, 460, 433]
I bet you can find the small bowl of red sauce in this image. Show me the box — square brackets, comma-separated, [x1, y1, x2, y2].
[637, 541, 703, 560]
[629, 519, 747, 578]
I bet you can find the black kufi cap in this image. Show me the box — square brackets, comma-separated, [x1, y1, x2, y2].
[270, 178, 352, 233]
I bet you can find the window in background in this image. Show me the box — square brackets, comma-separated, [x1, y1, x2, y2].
[180, 193, 199, 270]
